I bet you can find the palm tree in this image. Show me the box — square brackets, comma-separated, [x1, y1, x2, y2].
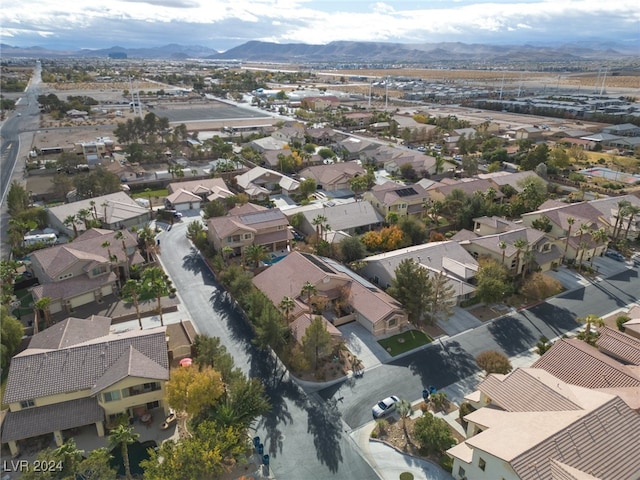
[576, 223, 590, 270]
[312, 215, 327, 242]
[64, 214, 79, 239]
[114, 231, 130, 278]
[396, 398, 413, 446]
[244, 244, 268, 269]
[121, 279, 143, 329]
[622, 205, 640, 241]
[53, 439, 84, 475]
[34, 296, 52, 330]
[498, 240, 507, 267]
[612, 200, 631, 241]
[562, 217, 575, 263]
[76, 208, 91, 229]
[577, 314, 604, 346]
[323, 223, 332, 241]
[279, 296, 295, 324]
[590, 228, 608, 268]
[577, 241, 589, 272]
[300, 281, 317, 315]
[89, 200, 98, 220]
[108, 424, 139, 480]
[221, 246, 234, 265]
[512, 238, 528, 277]
[137, 226, 156, 262]
[142, 266, 167, 326]
[521, 242, 532, 281]
[101, 241, 120, 290]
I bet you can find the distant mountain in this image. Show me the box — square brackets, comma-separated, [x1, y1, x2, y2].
[209, 40, 634, 63]
[1, 40, 636, 62]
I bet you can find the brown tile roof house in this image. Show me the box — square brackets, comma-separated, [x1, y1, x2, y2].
[299, 161, 365, 192]
[252, 252, 408, 337]
[29, 228, 143, 315]
[363, 182, 428, 218]
[166, 177, 233, 207]
[1, 318, 169, 456]
[596, 326, 640, 366]
[448, 368, 640, 480]
[477, 171, 546, 193]
[235, 166, 300, 199]
[207, 206, 291, 256]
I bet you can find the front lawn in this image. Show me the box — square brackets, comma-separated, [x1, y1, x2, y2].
[378, 330, 433, 356]
[131, 188, 169, 199]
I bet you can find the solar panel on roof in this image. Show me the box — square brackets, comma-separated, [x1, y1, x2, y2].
[239, 210, 283, 225]
[395, 187, 418, 197]
[300, 253, 335, 274]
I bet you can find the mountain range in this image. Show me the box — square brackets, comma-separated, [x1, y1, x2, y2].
[1, 40, 637, 63]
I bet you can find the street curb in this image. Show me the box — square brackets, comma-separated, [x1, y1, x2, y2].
[369, 438, 445, 470]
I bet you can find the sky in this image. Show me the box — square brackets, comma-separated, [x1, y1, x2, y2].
[1, 0, 639, 52]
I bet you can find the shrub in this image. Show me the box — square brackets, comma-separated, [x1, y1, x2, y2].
[616, 315, 630, 332]
[430, 392, 449, 412]
[376, 419, 388, 436]
[476, 350, 513, 375]
[413, 412, 456, 456]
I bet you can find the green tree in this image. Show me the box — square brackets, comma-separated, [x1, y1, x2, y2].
[1, 306, 23, 370]
[412, 412, 456, 456]
[396, 398, 413, 445]
[475, 258, 511, 304]
[6, 181, 30, 216]
[312, 214, 328, 241]
[53, 438, 84, 477]
[427, 270, 456, 323]
[244, 244, 269, 269]
[562, 217, 575, 263]
[388, 259, 432, 325]
[193, 335, 241, 383]
[185, 220, 207, 248]
[213, 375, 271, 429]
[108, 424, 140, 480]
[339, 236, 366, 263]
[166, 365, 225, 417]
[202, 199, 227, 219]
[300, 281, 317, 315]
[253, 305, 290, 354]
[476, 350, 513, 374]
[141, 266, 169, 326]
[278, 295, 296, 324]
[302, 316, 333, 372]
[64, 214, 79, 238]
[512, 238, 528, 277]
[34, 296, 52, 331]
[77, 447, 117, 480]
[0, 259, 20, 303]
[298, 178, 317, 198]
[121, 279, 143, 329]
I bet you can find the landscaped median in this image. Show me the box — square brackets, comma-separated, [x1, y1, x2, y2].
[378, 330, 433, 356]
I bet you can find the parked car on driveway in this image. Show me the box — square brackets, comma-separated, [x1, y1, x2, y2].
[605, 250, 625, 262]
[372, 395, 400, 418]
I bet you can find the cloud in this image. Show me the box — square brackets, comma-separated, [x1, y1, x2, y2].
[1, 0, 637, 50]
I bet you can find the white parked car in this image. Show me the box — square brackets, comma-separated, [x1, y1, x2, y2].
[372, 395, 400, 418]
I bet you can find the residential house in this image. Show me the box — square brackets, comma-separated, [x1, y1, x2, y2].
[477, 171, 546, 193]
[299, 161, 365, 192]
[271, 125, 306, 145]
[361, 241, 478, 303]
[602, 123, 640, 137]
[521, 200, 613, 261]
[207, 205, 291, 256]
[252, 252, 408, 337]
[262, 149, 322, 170]
[448, 368, 640, 480]
[166, 178, 233, 210]
[305, 127, 344, 146]
[532, 336, 640, 410]
[74, 137, 113, 166]
[235, 166, 300, 199]
[459, 225, 562, 273]
[514, 126, 544, 141]
[1, 317, 169, 456]
[428, 178, 504, 203]
[293, 200, 384, 239]
[29, 228, 143, 315]
[588, 194, 640, 241]
[364, 182, 428, 219]
[47, 192, 151, 237]
[300, 96, 341, 111]
[247, 136, 288, 153]
[337, 137, 378, 161]
[383, 152, 438, 177]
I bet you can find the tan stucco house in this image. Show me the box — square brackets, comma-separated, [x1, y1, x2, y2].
[1, 316, 169, 456]
[252, 251, 408, 337]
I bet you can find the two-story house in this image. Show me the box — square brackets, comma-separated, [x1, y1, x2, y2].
[361, 241, 479, 304]
[448, 368, 640, 480]
[235, 166, 300, 200]
[29, 228, 143, 315]
[166, 177, 233, 211]
[253, 252, 408, 337]
[428, 178, 504, 203]
[1, 316, 169, 456]
[364, 182, 429, 219]
[207, 204, 291, 257]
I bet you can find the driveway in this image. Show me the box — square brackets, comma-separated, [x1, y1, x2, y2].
[339, 322, 391, 370]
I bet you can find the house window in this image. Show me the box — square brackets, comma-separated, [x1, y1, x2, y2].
[103, 390, 121, 402]
[58, 273, 73, 280]
[244, 233, 252, 239]
[458, 466, 466, 478]
[479, 458, 486, 471]
[20, 399, 35, 409]
[388, 318, 397, 327]
[277, 225, 284, 230]
[122, 382, 161, 398]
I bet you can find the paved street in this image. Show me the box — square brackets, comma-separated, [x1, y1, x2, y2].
[157, 222, 378, 480]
